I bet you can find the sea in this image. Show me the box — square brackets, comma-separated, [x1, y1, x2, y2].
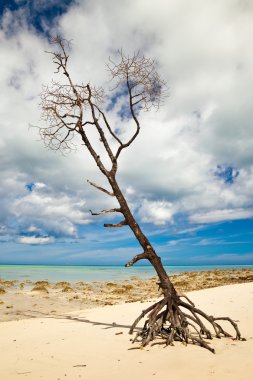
[0, 264, 253, 283]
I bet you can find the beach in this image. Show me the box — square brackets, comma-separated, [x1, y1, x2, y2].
[0, 268, 253, 322]
[0, 269, 253, 379]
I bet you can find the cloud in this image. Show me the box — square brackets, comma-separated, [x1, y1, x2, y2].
[17, 236, 55, 244]
[189, 252, 253, 265]
[0, 178, 93, 242]
[190, 208, 253, 224]
[0, 0, 253, 247]
[12, 182, 92, 236]
[137, 199, 174, 225]
[195, 238, 250, 246]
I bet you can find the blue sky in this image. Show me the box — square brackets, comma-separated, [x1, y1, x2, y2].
[0, 0, 253, 265]
[0, 0, 73, 34]
[1, 219, 253, 266]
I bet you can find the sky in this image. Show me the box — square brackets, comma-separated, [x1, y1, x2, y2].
[0, 0, 253, 266]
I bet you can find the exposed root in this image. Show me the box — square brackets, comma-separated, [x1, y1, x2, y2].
[130, 294, 245, 353]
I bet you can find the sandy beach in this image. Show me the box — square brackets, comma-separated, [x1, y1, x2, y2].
[0, 270, 253, 379]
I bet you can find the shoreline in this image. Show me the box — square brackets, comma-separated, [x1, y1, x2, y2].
[1, 263, 253, 282]
[1, 268, 253, 322]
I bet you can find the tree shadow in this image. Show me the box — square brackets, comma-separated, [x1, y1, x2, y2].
[15, 309, 141, 331]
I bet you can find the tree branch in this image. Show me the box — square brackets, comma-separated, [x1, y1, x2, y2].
[87, 85, 116, 165]
[87, 180, 114, 196]
[79, 126, 108, 176]
[104, 220, 127, 228]
[94, 105, 123, 146]
[89, 208, 122, 216]
[115, 77, 140, 159]
[125, 252, 148, 267]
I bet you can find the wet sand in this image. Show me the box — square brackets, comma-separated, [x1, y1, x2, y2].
[0, 268, 253, 321]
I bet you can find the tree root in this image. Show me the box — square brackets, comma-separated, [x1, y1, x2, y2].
[129, 295, 245, 353]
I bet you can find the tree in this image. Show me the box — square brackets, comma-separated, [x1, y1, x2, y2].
[38, 37, 243, 352]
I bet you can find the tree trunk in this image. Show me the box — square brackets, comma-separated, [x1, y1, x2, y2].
[107, 174, 243, 352]
[108, 174, 177, 296]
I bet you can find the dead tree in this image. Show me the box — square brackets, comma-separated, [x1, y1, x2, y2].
[38, 37, 244, 352]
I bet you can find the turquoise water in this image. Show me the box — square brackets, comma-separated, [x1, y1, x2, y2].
[0, 264, 253, 283]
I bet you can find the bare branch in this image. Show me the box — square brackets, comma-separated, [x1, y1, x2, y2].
[107, 50, 167, 159]
[94, 104, 123, 146]
[89, 208, 122, 216]
[87, 180, 114, 196]
[125, 252, 148, 267]
[86, 85, 116, 167]
[38, 38, 104, 154]
[104, 220, 127, 228]
[115, 76, 141, 159]
[82, 121, 95, 127]
[107, 50, 168, 112]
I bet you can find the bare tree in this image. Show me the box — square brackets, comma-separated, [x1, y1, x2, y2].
[38, 37, 244, 352]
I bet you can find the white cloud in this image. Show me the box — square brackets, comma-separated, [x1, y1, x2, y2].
[190, 208, 253, 224]
[17, 236, 55, 244]
[11, 182, 92, 237]
[137, 200, 174, 225]
[0, 0, 253, 243]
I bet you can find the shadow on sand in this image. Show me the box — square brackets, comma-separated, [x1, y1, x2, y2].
[15, 309, 142, 332]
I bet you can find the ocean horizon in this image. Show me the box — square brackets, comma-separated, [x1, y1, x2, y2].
[1, 263, 253, 283]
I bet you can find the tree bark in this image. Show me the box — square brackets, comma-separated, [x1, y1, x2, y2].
[108, 173, 178, 298]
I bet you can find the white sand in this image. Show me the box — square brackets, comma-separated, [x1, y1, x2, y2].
[0, 282, 252, 380]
